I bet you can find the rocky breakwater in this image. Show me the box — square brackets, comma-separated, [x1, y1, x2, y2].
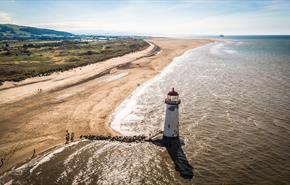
[80, 135, 147, 143]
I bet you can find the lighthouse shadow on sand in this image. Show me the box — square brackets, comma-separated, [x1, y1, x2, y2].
[151, 136, 194, 179]
[153, 88, 193, 179]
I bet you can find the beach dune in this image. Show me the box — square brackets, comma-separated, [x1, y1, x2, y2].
[0, 38, 213, 174]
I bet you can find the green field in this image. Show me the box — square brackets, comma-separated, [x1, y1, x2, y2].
[0, 39, 149, 84]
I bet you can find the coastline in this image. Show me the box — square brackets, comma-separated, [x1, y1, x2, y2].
[0, 37, 214, 174]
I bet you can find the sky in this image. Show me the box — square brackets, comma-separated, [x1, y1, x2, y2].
[0, 0, 290, 36]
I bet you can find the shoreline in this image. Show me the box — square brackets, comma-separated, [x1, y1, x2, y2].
[0, 37, 214, 174]
[109, 43, 208, 135]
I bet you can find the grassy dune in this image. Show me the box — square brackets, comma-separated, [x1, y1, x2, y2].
[0, 39, 149, 84]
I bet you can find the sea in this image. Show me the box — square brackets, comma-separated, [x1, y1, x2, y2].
[1, 36, 290, 185]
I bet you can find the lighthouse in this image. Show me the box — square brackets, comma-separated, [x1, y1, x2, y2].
[163, 88, 181, 143]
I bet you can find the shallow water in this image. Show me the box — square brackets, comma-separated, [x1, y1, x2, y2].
[1, 38, 290, 185]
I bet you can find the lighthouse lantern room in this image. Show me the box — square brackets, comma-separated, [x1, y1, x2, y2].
[163, 88, 181, 140]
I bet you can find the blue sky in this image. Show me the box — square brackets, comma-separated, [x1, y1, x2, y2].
[0, 0, 290, 35]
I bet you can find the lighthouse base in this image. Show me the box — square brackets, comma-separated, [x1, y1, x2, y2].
[162, 135, 180, 147]
[162, 135, 185, 147]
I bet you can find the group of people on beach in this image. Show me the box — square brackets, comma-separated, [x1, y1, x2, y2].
[65, 130, 74, 144]
[0, 131, 75, 169]
[37, 88, 42, 94]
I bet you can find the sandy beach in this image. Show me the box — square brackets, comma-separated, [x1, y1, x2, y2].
[0, 38, 213, 174]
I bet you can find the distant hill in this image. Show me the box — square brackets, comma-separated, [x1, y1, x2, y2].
[0, 24, 75, 40]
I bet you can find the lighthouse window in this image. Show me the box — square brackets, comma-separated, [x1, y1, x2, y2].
[168, 124, 170, 128]
[168, 106, 175, 111]
[172, 96, 179, 102]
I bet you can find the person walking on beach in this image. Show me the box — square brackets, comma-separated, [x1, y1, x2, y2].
[65, 130, 70, 144]
[31, 148, 36, 158]
[71, 132, 74, 142]
[0, 158, 4, 168]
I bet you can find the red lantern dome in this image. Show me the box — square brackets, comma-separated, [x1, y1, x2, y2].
[165, 88, 181, 105]
[168, 88, 178, 96]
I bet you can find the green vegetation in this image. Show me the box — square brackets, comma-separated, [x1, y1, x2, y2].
[0, 24, 74, 40]
[0, 39, 149, 85]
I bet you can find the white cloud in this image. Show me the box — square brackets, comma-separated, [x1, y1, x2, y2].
[0, 11, 12, 23]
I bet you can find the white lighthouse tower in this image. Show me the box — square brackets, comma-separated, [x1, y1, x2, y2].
[163, 88, 181, 142]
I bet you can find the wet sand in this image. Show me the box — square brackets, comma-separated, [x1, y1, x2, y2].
[0, 38, 213, 174]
